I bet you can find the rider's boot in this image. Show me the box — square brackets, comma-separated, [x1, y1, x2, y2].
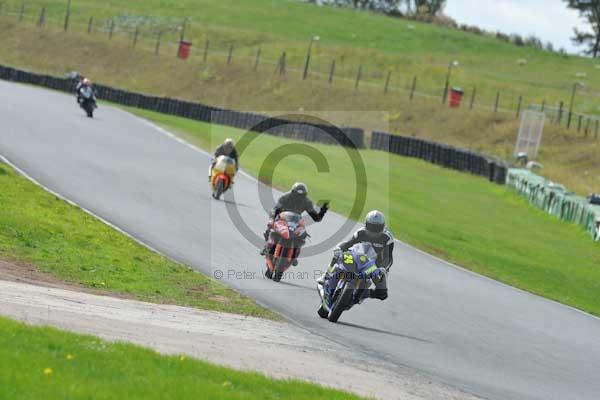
[369, 288, 388, 300]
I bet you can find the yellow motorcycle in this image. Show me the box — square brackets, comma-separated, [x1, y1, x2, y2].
[210, 155, 237, 200]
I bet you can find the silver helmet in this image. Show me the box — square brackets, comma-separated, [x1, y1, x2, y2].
[291, 182, 308, 196]
[365, 210, 385, 236]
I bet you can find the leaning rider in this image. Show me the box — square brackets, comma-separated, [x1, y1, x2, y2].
[260, 182, 329, 264]
[318, 210, 394, 300]
[209, 138, 239, 181]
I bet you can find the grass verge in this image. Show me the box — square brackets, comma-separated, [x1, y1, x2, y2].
[0, 316, 361, 399]
[0, 161, 276, 319]
[129, 107, 600, 316]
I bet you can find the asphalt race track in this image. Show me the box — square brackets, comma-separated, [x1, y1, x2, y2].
[1, 80, 600, 400]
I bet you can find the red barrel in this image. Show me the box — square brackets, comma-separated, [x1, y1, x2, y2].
[177, 41, 192, 60]
[449, 87, 464, 108]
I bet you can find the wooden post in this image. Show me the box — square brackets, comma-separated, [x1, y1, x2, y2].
[254, 47, 261, 70]
[63, 0, 71, 32]
[155, 31, 162, 55]
[278, 52, 286, 76]
[87, 16, 93, 34]
[354, 65, 362, 90]
[577, 115, 582, 132]
[37, 6, 46, 28]
[203, 40, 209, 62]
[541, 100, 545, 112]
[494, 92, 500, 113]
[567, 82, 577, 130]
[516, 95, 522, 118]
[180, 18, 188, 42]
[469, 85, 476, 110]
[302, 52, 311, 80]
[410, 76, 417, 100]
[132, 26, 139, 48]
[328, 59, 335, 84]
[585, 118, 591, 137]
[227, 44, 233, 65]
[557, 101, 564, 125]
[18, 3, 24, 22]
[595, 120, 599, 139]
[109, 20, 114, 40]
[384, 71, 391, 95]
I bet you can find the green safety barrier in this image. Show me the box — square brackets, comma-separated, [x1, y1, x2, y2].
[507, 168, 600, 242]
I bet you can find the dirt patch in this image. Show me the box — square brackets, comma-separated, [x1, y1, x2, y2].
[0, 259, 132, 300]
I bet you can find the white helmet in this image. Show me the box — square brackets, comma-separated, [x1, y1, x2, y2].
[291, 182, 308, 196]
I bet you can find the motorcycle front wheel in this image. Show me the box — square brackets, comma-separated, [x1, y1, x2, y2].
[328, 283, 353, 323]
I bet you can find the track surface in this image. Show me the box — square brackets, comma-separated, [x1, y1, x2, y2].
[1, 81, 600, 400]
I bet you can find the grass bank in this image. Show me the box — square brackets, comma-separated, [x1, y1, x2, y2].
[0, 18, 598, 195]
[0, 316, 361, 399]
[0, 161, 275, 319]
[129, 107, 600, 316]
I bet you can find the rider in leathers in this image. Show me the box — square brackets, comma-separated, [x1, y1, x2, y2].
[319, 210, 394, 300]
[261, 182, 329, 263]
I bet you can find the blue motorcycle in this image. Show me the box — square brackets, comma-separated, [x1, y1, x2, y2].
[317, 242, 379, 323]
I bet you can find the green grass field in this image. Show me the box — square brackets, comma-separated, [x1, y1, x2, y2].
[0, 316, 361, 400]
[128, 107, 600, 316]
[0, 161, 275, 319]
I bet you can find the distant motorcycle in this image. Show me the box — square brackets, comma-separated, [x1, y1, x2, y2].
[317, 242, 379, 322]
[264, 211, 307, 282]
[78, 86, 97, 118]
[209, 155, 236, 200]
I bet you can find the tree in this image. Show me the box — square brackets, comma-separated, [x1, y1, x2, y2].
[564, 0, 600, 57]
[414, 0, 446, 15]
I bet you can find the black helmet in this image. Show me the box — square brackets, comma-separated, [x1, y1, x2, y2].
[365, 210, 385, 236]
[291, 182, 308, 196]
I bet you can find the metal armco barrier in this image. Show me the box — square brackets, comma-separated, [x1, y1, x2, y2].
[507, 169, 600, 242]
[371, 131, 508, 184]
[1, 64, 508, 183]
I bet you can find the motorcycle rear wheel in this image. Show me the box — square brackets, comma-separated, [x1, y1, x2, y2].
[213, 179, 225, 200]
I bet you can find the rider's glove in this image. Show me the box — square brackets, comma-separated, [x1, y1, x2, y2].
[318, 202, 329, 218]
[333, 247, 342, 259]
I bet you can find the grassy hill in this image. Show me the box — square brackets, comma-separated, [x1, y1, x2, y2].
[0, 0, 599, 194]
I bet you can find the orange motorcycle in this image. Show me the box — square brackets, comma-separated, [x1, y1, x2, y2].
[210, 155, 236, 200]
[264, 211, 308, 282]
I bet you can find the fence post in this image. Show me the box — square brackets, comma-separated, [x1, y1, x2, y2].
[469, 85, 476, 110]
[63, 0, 71, 31]
[354, 65, 362, 90]
[384, 71, 391, 95]
[596, 120, 599, 139]
[19, 3, 24, 22]
[37, 6, 46, 28]
[108, 20, 114, 40]
[410, 76, 417, 100]
[577, 115, 582, 133]
[541, 100, 545, 112]
[132, 26, 139, 48]
[179, 18, 188, 42]
[494, 92, 500, 113]
[203, 40, 209, 62]
[516, 95, 522, 118]
[328, 59, 335, 84]
[155, 31, 162, 55]
[278, 52, 286, 76]
[302, 51, 311, 80]
[254, 47, 261, 70]
[227, 44, 233, 65]
[557, 101, 564, 125]
[87, 16, 93, 33]
[585, 118, 591, 137]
